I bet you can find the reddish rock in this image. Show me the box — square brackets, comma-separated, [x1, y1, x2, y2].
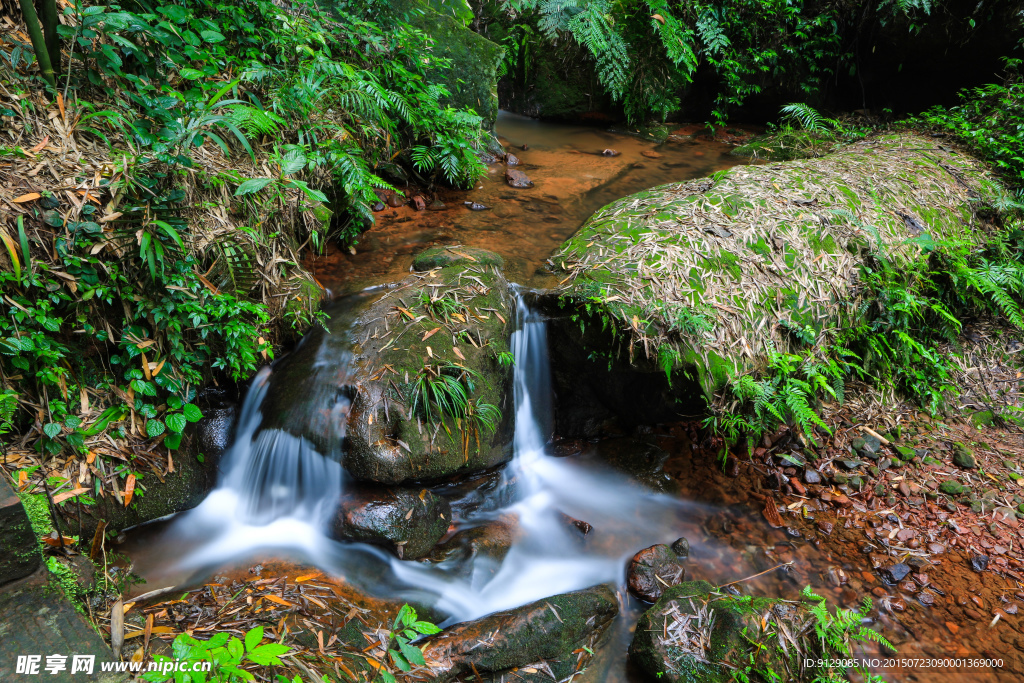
[626, 543, 687, 603]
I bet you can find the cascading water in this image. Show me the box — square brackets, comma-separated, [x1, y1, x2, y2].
[139, 290, 703, 634]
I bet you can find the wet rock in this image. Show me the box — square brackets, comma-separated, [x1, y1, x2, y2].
[505, 153, 520, 166]
[952, 442, 977, 469]
[464, 201, 490, 211]
[412, 246, 505, 272]
[411, 195, 427, 211]
[505, 168, 534, 188]
[559, 513, 592, 537]
[371, 202, 386, 212]
[428, 199, 446, 211]
[627, 543, 687, 602]
[804, 468, 822, 485]
[428, 514, 519, 569]
[852, 434, 881, 457]
[879, 563, 911, 584]
[386, 193, 405, 208]
[421, 585, 617, 680]
[969, 554, 989, 572]
[601, 149, 620, 156]
[671, 536, 690, 559]
[630, 580, 805, 683]
[330, 485, 450, 560]
[0, 477, 41, 585]
[641, 150, 662, 159]
[196, 403, 236, 460]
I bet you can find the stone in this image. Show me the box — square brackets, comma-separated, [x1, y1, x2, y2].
[804, 468, 822, 484]
[505, 168, 534, 188]
[411, 246, 505, 272]
[670, 536, 690, 558]
[969, 554, 989, 572]
[878, 563, 911, 584]
[263, 254, 515, 485]
[627, 543, 687, 602]
[0, 477, 40, 586]
[330, 486, 451, 560]
[939, 480, 967, 495]
[952, 442, 977, 469]
[428, 514, 519, 570]
[0, 570, 126, 682]
[421, 585, 617, 680]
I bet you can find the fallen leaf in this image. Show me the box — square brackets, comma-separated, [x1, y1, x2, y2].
[453, 347, 465, 360]
[262, 594, 296, 608]
[762, 497, 785, 528]
[12, 192, 41, 203]
[29, 135, 49, 153]
[422, 327, 441, 341]
[52, 487, 89, 504]
[294, 573, 321, 583]
[123, 473, 136, 507]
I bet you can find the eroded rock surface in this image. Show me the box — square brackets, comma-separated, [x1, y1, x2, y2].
[330, 485, 451, 560]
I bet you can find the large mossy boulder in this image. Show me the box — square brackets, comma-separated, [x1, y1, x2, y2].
[630, 581, 813, 683]
[555, 134, 999, 396]
[397, 1, 502, 126]
[262, 247, 515, 485]
[422, 584, 618, 680]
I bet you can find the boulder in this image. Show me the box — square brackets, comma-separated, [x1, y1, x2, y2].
[422, 584, 618, 680]
[630, 581, 810, 683]
[554, 134, 998, 397]
[0, 477, 40, 586]
[261, 248, 515, 485]
[330, 485, 450, 560]
[0, 570, 126, 682]
[506, 168, 534, 188]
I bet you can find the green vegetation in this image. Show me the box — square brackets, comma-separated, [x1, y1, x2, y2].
[141, 625, 292, 682]
[376, 604, 442, 682]
[489, 0, 938, 124]
[407, 362, 502, 456]
[1, 0, 495, 502]
[920, 59, 1024, 187]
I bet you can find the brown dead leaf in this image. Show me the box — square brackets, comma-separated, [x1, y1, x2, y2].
[12, 192, 40, 203]
[422, 327, 441, 341]
[124, 473, 136, 507]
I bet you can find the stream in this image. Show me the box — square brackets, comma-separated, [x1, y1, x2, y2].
[120, 116, 965, 682]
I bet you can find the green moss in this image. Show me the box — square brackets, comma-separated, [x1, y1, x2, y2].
[18, 491, 54, 546]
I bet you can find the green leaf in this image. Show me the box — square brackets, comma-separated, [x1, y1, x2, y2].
[227, 636, 244, 663]
[399, 640, 426, 667]
[394, 604, 417, 629]
[146, 419, 166, 438]
[43, 422, 61, 439]
[412, 621, 441, 635]
[234, 178, 274, 196]
[247, 643, 290, 666]
[200, 30, 226, 43]
[183, 404, 203, 422]
[64, 415, 83, 429]
[244, 626, 263, 653]
[165, 432, 183, 450]
[389, 648, 411, 672]
[166, 413, 187, 433]
[179, 67, 205, 80]
[167, 396, 183, 410]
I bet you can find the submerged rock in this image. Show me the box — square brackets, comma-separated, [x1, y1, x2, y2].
[627, 542, 687, 602]
[330, 485, 450, 560]
[427, 513, 519, 570]
[506, 168, 534, 188]
[421, 584, 618, 680]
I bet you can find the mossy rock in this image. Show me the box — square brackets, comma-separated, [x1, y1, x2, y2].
[970, 410, 995, 428]
[952, 442, 977, 469]
[421, 584, 618, 680]
[630, 582, 824, 683]
[939, 480, 968, 495]
[555, 134, 998, 398]
[412, 246, 505, 272]
[330, 485, 451, 560]
[397, 1, 502, 126]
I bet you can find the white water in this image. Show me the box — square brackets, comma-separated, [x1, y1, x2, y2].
[149, 292, 691, 623]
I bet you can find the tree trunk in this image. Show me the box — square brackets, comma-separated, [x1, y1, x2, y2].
[37, 0, 62, 78]
[17, 0, 56, 89]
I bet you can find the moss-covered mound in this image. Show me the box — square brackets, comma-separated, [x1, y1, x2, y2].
[555, 133, 998, 395]
[345, 250, 515, 484]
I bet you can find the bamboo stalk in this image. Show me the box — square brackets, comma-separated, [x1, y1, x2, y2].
[17, 0, 56, 89]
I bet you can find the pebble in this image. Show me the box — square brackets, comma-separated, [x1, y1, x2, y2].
[919, 591, 936, 606]
[817, 520, 833, 535]
[879, 563, 912, 584]
[969, 554, 990, 572]
[872, 587, 888, 598]
[804, 469, 822, 484]
[946, 621, 960, 635]
[790, 478, 807, 496]
[928, 542, 946, 554]
[965, 608, 983, 620]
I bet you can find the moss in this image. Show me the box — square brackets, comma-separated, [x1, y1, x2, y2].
[18, 491, 55, 542]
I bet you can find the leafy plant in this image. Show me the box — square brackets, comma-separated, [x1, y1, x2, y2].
[407, 362, 501, 456]
[141, 625, 291, 683]
[375, 604, 441, 682]
[801, 585, 895, 682]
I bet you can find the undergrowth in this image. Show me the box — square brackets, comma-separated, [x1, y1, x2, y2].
[1, 0, 493, 510]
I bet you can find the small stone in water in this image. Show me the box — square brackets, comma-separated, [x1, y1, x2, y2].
[670, 536, 690, 559]
[879, 563, 911, 584]
[601, 149, 620, 156]
[919, 591, 936, 606]
[464, 201, 490, 211]
[969, 554, 989, 572]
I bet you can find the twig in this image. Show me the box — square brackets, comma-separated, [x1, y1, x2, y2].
[718, 561, 794, 590]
